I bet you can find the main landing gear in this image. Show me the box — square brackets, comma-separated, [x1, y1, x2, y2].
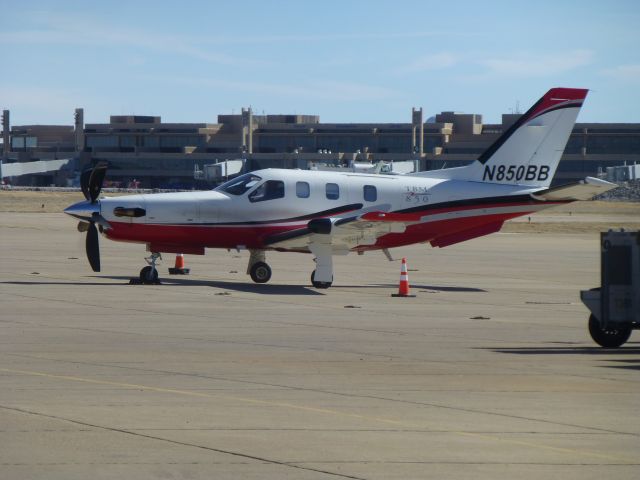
[311, 270, 333, 289]
[309, 242, 334, 289]
[247, 250, 272, 284]
[138, 252, 162, 284]
[246, 249, 335, 289]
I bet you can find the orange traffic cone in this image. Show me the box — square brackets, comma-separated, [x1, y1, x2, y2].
[391, 257, 416, 297]
[168, 253, 190, 275]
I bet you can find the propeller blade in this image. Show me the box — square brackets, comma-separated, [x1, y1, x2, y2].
[86, 222, 101, 272]
[81, 161, 109, 203]
[80, 169, 92, 201]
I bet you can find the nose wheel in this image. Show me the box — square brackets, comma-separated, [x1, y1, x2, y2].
[140, 265, 159, 284]
[135, 252, 162, 284]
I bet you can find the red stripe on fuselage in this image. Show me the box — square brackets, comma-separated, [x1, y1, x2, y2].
[105, 222, 298, 250]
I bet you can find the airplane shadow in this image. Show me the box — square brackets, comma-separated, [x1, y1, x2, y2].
[2, 277, 324, 295]
[415, 284, 487, 293]
[102, 276, 325, 295]
[335, 284, 486, 293]
[1, 279, 484, 295]
[0, 280, 127, 286]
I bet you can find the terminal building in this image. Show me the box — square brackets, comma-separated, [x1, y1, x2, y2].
[1, 106, 639, 188]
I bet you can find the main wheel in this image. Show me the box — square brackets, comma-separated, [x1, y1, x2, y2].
[250, 261, 272, 283]
[311, 270, 332, 289]
[588, 314, 631, 348]
[139, 266, 159, 284]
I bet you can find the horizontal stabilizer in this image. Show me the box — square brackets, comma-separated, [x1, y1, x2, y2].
[532, 177, 617, 201]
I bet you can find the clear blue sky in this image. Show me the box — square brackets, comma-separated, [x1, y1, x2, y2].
[2, 0, 639, 125]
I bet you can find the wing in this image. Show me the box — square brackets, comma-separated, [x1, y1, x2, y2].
[264, 211, 423, 253]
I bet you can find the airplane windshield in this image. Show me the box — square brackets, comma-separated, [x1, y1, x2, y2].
[216, 174, 262, 195]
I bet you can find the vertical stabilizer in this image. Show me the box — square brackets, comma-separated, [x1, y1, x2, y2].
[413, 88, 588, 188]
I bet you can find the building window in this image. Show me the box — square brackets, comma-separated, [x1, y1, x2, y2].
[249, 180, 285, 203]
[143, 136, 159, 148]
[296, 181, 310, 198]
[363, 185, 377, 202]
[119, 136, 135, 147]
[160, 135, 204, 148]
[326, 183, 339, 200]
[86, 135, 118, 148]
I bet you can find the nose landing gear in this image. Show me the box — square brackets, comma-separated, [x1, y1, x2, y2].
[137, 252, 162, 284]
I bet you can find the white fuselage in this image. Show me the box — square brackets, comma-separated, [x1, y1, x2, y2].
[96, 168, 555, 254]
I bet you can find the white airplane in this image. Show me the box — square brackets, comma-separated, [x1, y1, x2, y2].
[65, 88, 616, 288]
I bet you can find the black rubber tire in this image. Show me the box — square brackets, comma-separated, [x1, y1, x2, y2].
[139, 266, 159, 284]
[250, 261, 272, 284]
[311, 270, 332, 289]
[588, 314, 631, 348]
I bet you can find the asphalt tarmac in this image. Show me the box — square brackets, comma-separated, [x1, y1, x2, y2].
[1, 212, 638, 479]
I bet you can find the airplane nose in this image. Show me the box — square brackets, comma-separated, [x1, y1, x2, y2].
[64, 200, 101, 221]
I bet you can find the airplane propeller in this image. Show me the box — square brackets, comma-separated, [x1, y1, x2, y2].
[85, 215, 101, 272]
[81, 161, 108, 203]
[67, 161, 109, 272]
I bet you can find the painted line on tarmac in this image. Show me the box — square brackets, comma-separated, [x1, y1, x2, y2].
[1, 367, 635, 464]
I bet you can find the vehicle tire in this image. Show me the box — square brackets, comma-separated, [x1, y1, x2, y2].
[588, 314, 631, 348]
[250, 261, 272, 283]
[140, 266, 158, 284]
[311, 270, 332, 289]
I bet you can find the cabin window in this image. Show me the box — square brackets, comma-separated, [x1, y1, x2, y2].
[249, 180, 285, 203]
[296, 181, 310, 198]
[363, 185, 377, 202]
[326, 183, 339, 200]
[216, 173, 261, 196]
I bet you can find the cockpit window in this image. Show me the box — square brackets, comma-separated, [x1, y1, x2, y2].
[249, 180, 285, 203]
[216, 173, 262, 195]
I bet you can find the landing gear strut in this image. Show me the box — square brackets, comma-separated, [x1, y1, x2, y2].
[309, 243, 334, 289]
[139, 252, 161, 284]
[247, 250, 272, 284]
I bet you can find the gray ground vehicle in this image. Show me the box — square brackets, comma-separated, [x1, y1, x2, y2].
[580, 230, 639, 347]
